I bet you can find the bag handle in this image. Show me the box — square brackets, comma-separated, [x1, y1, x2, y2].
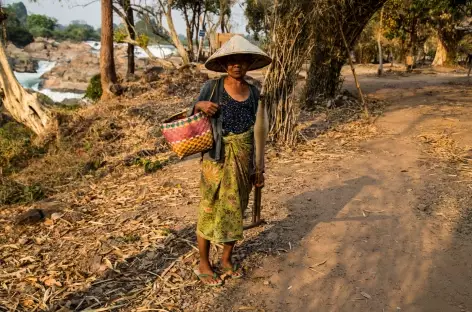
[200, 80, 218, 162]
[208, 79, 218, 103]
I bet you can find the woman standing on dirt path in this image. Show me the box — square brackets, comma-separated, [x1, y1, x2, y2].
[188, 35, 272, 286]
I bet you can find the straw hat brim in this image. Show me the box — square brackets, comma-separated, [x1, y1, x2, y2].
[205, 52, 272, 73]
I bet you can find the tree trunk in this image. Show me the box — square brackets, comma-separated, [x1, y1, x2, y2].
[194, 3, 201, 53]
[162, 0, 190, 65]
[406, 17, 417, 72]
[183, 9, 195, 61]
[304, 0, 386, 106]
[197, 13, 206, 61]
[432, 37, 447, 66]
[305, 41, 345, 102]
[207, 26, 218, 54]
[377, 7, 384, 76]
[220, 0, 227, 33]
[125, 0, 135, 75]
[0, 39, 51, 136]
[432, 36, 456, 66]
[100, 0, 118, 100]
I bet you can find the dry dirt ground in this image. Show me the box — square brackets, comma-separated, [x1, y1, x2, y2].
[2, 66, 472, 312]
[203, 69, 472, 312]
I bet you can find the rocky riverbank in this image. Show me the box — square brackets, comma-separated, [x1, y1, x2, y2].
[6, 38, 152, 93]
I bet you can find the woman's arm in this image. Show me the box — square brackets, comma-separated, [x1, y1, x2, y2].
[187, 81, 211, 116]
[187, 80, 219, 116]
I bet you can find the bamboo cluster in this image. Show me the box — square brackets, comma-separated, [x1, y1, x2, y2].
[264, 0, 316, 145]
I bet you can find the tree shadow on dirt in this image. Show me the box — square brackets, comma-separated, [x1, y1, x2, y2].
[208, 175, 381, 311]
[209, 119, 472, 312]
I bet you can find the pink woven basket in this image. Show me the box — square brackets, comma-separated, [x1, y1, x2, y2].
[161, 111, 213, 158]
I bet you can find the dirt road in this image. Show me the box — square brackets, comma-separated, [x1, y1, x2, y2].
[2, 68, 472, 312]
[191, 70, 472, 311]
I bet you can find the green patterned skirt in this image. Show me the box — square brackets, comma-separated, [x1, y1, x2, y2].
[196, 129, 253, 243]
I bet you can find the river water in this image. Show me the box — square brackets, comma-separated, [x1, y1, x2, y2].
[84, 41, 177, 59]
[14, 60, 84, 103]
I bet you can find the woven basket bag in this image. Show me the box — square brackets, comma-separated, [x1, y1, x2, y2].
[161, 83, 217, 159]
[161, 111, 213, 159]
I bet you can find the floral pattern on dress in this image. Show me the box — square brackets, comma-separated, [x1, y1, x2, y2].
[196, 129, 254, 243]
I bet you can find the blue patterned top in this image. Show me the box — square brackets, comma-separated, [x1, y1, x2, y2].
[221, 88, 256, 135]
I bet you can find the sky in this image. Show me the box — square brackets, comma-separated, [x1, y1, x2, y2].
[3, 0, 248, 36]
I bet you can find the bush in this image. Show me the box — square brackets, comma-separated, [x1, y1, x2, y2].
[0, 121, 46, 175]
[85, 74, 102, 100]
[26, 14, 57, 32]
[0, 178, 45, 205]
[6, 26, 34, 47]
[57, 23, 100, 42]
[29, 26, 54, 39]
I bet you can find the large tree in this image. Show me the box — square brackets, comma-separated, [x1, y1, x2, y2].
[381, 0, 471, 67]
[219, 0, 230, 32]
[382, 0, 433, 68]
[100, 0, 118, 100]
[304, 0, 387, 105]
[430, 0, 472, 66]
[26, 14, 57, 38]
[244, 0, 270, 41]
[0, 4, 52, 136]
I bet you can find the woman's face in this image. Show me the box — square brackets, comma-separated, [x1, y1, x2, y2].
[226, 55, 250, 79]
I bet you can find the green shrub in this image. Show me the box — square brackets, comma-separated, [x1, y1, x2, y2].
[0, 122, 45, 175]
[6, 26, 34, 47]
[124, 156, 165, 174]
[37, 93, 55, 106]
[143, 159, 163, 173]
[85, 74, 102, 100]
[0, 178, 45, 205]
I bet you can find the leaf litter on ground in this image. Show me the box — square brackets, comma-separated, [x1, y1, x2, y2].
[0, 73, 390, 311]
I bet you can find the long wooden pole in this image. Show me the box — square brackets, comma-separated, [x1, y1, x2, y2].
[245, 75, 269, 230]
[336, 15, 370, 119]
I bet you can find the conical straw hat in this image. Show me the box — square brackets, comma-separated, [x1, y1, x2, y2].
[205, 35, 272, 72]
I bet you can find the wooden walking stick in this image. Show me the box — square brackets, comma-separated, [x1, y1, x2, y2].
[244, 89, 269, 230]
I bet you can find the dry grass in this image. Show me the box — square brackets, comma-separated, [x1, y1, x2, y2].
[416, 131, 472, 234]
[7, 69, 208, 195]
[0, 69, 214, 311]
[298, 94, 386, 148]
[418, 132, 468, 163]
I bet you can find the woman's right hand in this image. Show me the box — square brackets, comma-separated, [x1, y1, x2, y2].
[196, 101, 219, 116]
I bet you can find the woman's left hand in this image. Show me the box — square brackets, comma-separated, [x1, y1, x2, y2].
[254, 173, 265, 188]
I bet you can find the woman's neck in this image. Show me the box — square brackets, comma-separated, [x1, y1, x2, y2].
[226, 75, 245, 86]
